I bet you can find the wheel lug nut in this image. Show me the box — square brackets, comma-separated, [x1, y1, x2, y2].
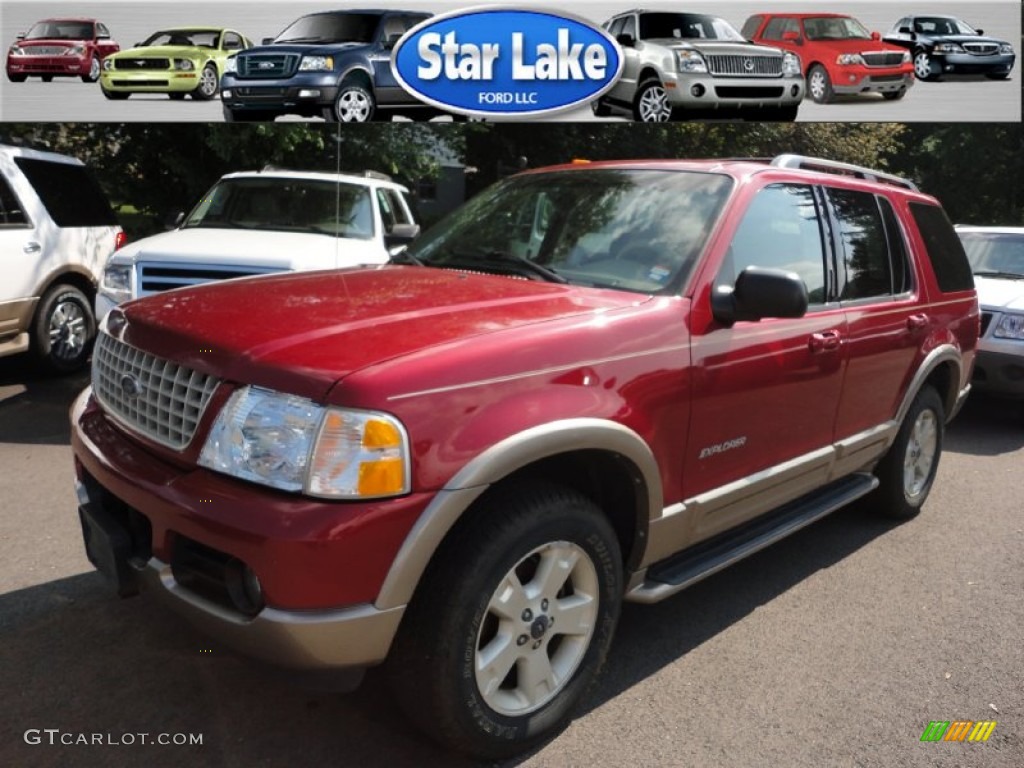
[522, 609, 533, 622]
[532, 640, 542, 650]
[517, 634, 528, 646]
[541, 599, 549, 611]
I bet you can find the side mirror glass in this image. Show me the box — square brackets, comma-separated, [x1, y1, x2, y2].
[262, 37, 275, 45]
[616, 33, 636, 47]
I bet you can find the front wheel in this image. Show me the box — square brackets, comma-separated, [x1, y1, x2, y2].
[193, 62, 219, 100]
[807, 64, 834, 104]
[914, 51, 938, 81]
[633, 78, 672, 122]
[882, 89, 907, 101]
[388, 482, 623, 760]
[7, 73, 27, 83]
[326, 82, 376, 122]
[872, 386, 944, 519]
[591, 97, 612, 117]
[81, 55, 100, 83]
[101, 87, 129, 100]
[32, 284, 96, 374]
[985, 72, 1010, 80]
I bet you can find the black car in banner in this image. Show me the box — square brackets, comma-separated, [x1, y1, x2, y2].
[883, 15, 1015, 81]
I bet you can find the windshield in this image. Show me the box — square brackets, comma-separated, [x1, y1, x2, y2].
[638, 13, 745, 42]
[274, 13, 380, 44]
[403, 169, 734, 294]
[803, 16, 871, 41]
[25, 21, 94, 40]
[183, 177, 375, 239]
[913, 17, 976, 36]
[959, 232, 1024, 278]
[142, 30, 220, 48]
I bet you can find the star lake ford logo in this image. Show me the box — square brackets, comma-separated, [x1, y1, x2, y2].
[392, 8, 623, 118]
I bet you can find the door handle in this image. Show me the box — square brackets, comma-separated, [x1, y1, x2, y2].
[907, 314, 929, 330]
[23, 241, 41, 254]
[809, 330, 842, 353]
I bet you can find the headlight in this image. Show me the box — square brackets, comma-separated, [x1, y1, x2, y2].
[173, 59, 195, 71]
[100, 263, 132, 295]
[675, 50, 707, 74]
[9, 45, 24, 56]
[999, 43, 1014, 55]
[299, 55, 335, 72]
[933, 43, 963, 54]
[782, 52, 801, 76]
[224, 56, 237, 74]
[836, 53, 864, 66]
[198, 386, 411, 499]
[993, 313, 1024, 341]
[64, 45, 85, 57]
[103, 57, 115, 71]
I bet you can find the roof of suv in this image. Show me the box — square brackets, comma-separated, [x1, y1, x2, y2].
[0, 143, 85, 166]
[222, 168, 410, 192]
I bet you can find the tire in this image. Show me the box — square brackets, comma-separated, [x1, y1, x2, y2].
[387, 481, 623, 760]
[42, 75, 53, 83]
[168, 92, 186, 101]
[807, 64, 834, 104]
[7, 73, 27, 83]
[222, 106, 274, 122]
[101, 87, 129, 100]
[985, 73, 1010, 80]
[632, 78, 672, 122]
[882, 89, 907, 101]
[32, 284, 96, 374]
[325, 81, 376, 122]
[872, 387, 944, 519]
[913, 51, 937, 81]
[192, 62, 219, 100]
[81, 55, 101, 83]
[591, 97, 612, 117]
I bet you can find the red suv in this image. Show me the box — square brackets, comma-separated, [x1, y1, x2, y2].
[72, 155, 977, 759]
[743, 13, 915, 103]
[6, 18, 119, 83]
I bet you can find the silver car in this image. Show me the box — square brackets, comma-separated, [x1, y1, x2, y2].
[957, 226, 1024, 401]
[593, 10, 804, 121]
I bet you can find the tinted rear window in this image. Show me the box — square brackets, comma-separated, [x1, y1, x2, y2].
[909, 202, 974, 292]
[14, 157, 118, 227]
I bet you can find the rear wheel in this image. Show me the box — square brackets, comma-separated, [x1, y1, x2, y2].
[807, 64, 834, 104]
[32, 284, 96, 374]
[872, 386, 944, 519]
[591, 97, 612, 117]
[388, 482, 623, 760]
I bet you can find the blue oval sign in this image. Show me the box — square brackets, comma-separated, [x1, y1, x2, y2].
[393, 8, 623, 118]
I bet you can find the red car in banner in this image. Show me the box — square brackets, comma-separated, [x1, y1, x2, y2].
[6, 18, 119, 83]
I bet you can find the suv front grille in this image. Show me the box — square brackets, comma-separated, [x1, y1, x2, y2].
[23, 45, 67, 55]
[138, 262, 281, 296]
[114, 58, 170, 70]
[237, 53, 300, 78]
[963, 43, 1000, 56]
[862, 52, 905, 67]
[706, 55, 783, 77]
[92, 332, 219, 450]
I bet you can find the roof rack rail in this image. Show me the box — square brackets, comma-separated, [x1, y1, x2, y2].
[770, 154, 919, 192]
[362, 170, 393, 181]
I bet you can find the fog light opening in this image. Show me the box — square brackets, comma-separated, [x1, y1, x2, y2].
[226, 559, 265, 617]
[790, 84, 800, 97]
[298, 89, 321, 98]
[221, 89, 232, 98]
[690, 84, 705, 98]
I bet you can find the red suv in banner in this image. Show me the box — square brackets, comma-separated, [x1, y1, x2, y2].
[6, 18, 119, 84]
[742, 13, 914, 103]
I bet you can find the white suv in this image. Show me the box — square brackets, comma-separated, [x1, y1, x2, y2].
[0, 144, 125, 372]
[97, 168, 419, 317]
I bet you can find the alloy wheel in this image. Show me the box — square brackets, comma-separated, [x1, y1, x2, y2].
[903, 408, 938, 501]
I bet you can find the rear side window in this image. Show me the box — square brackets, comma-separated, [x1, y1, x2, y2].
[909, 202, 974, 292]
[0, 175, 29, 226]
[829, 188, 893, 300]
[14, 158, 118, 227]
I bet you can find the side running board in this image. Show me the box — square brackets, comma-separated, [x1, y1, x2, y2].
[627, 473, 878, 604]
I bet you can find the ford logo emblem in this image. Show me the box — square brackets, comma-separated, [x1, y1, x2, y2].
[120, 374, 144, 399]
[392, 8, 623, 118]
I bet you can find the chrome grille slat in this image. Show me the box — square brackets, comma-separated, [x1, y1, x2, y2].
[862, 52, 905, 67]
[23, 45, 67, 55]
[238, 53, 300, 78]
[963, 43, 999, 56]
[92, 332, 219, 450]
[706, 55, 783, 77]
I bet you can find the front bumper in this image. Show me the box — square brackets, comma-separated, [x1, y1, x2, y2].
[221, 72, 339, 114]
[100, 70, 199, 93]
[931, 52, 1015, 76]
[972, 348, 1024, 398]
[71, 387, 432, 671]
[831, 65, 915, 94]
[6, 54, 89, 76]
[663, 73, 804, 109]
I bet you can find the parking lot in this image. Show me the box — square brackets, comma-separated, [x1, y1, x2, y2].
[1, 353, 1021, 767]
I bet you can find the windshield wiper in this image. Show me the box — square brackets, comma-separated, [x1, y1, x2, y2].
[446, 249, 567, 283]
[974, 270, 1024, 280]
[389, 250, 425, 266]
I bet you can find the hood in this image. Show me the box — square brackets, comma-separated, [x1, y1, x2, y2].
[975, 275, 1024, 311]
[19, 38, 81, 47]
[930, 34, 1009, 46]
[656, 39, 782, 57]
[113, 45, 203, 58]
[246, 41, 366, 55]
[806, 38, 904, 54]
[114, 266, 644, 400]
[116, 227, 362, 270]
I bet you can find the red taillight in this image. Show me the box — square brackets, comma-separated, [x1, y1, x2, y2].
[114, 230, 128, 251]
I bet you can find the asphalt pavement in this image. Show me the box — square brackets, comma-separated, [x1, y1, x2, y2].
[1, 351, 1022, 767]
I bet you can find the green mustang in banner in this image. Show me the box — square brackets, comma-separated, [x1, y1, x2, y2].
[99, 27, 251, 100]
